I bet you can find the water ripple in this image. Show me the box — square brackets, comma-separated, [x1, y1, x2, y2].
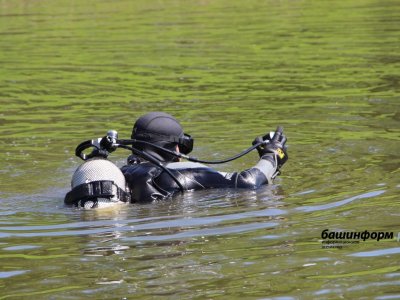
[123, 221, 279, 241]
[0, 207, 286, 238]
[296, 190, 386, 212]
[0, 270, 29, 278]
[349, 247, 400, 258]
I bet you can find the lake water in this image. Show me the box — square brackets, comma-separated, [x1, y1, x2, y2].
[0, 0, 399, 299]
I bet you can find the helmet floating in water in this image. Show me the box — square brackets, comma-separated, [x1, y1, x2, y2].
[64, 159, 130, 209]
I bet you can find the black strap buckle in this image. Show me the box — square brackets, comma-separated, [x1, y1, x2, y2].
[64, 180, 130, 206]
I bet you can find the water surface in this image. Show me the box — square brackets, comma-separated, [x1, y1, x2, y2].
[0, 0, 399, 299]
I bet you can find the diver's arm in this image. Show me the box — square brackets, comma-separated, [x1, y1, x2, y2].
[216, 152, 281, 188]
[164, 129, 288, 190]
[245, 128, 289, 186]
[164, 156, 279, 190]
[234, 156, 277, 188]
[210, 127, 289, 188]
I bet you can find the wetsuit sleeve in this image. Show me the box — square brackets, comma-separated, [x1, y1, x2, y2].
[235, 157, 278, 188]
[165, 156, 278, 190]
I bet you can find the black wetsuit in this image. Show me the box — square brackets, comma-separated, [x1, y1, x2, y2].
[121, 156, 278, 203]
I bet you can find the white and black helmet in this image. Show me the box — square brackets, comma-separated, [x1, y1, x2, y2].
[64, 158, 130, 209]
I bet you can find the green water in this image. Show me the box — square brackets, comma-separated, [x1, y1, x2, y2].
[0, 0, 399, 299]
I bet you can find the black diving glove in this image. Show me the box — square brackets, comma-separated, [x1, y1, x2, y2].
[252, 127, 288, 171]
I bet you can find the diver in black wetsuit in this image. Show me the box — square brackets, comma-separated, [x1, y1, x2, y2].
[64, 112, 288, 208]
[121, 112, 288, 203]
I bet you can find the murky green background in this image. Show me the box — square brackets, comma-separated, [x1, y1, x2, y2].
[0, 0, 399, 299]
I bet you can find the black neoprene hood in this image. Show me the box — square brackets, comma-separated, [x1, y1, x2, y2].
[131, 112, 184, 140]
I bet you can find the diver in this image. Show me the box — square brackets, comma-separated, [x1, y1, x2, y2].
[65, 112, 288, 208]
[121, 112, 288, 203]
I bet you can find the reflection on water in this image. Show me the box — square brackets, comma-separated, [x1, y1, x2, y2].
[1, 186, 398, 298]
[0, 0, 399, 299]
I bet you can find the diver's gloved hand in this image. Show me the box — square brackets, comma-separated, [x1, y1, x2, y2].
[252, 128, 288, 170]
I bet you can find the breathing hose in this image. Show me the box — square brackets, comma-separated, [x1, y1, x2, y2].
[116, 126, 283, 164]
[74, 127, 283, 193]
